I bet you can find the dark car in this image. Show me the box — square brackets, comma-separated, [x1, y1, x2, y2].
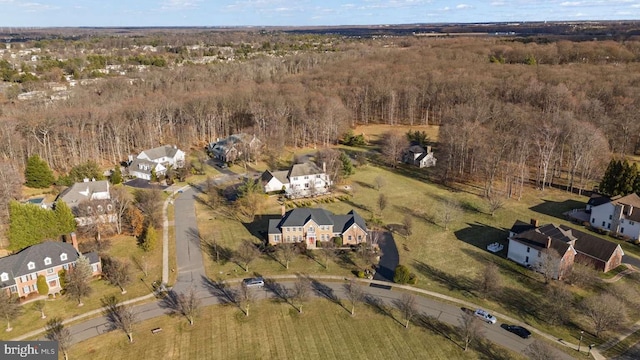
[502, 324, 532, 339]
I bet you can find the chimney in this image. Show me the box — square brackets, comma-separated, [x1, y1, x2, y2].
[546, 236, 551, 249]
[281, 204, 286, 217]
[322, 162, 326, 173]
[70, 232, 79, 252]
[530, 218, 539, 228]
[426, 145, 432, 153]
[628, 205, 633, 216]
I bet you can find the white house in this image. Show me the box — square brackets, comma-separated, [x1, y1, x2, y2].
[57, 179, 116, 226]
[590, 193, 640, 241]
[128, 145, 185, 180]
[261, 162, 331, 198]
[402, 145, 436, 168]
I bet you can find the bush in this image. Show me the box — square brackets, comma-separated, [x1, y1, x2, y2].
[394, 265, 411, 284]
[37, 275, 49, 295]
[408, 274, 418, 285]
[357, 271, 365, 278]
[333, 237, 343, 247]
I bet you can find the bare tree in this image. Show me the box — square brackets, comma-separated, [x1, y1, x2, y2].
[486, 194, 505, 217]
[102, 256, 132, 294]
[177, 287, 201, 325]
[238, 283, 257, 317]
[458, 311, 483, 351]
[402, 214, 413, 238]
[65, 255, 93, 306]
[523, 340, 560, 360]
[377, 193, 388, 216]
[582, 293, 627, 337]
[320, 239, 337, 270]
[544, 284, 572, 326]
[45, 318, 72, 360]
[0, 290, 20, 331]
[535, 249, 561, 284]
[277, 243, 297, 269]
[397, 293, 418, 328]
[439, 199, 461, 231]
[76, 198, 116, 242]
[344, 280, 364, 316]
[477, 262, 501, 299]
[374, 175, 386, 191]
[131, 255, 149, 277]
[102, 295, 136, 342]
[134, 188, 163, 228]
[293, 277, 311, 313]
[110, 186, 132, 235]
[235, 240, 261, 272]
[381, 132, 405, 167]
[534, 120, 560, 191]
[33, 300, 46, 319]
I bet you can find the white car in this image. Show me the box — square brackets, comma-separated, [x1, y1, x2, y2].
[474, 309, 497, 324]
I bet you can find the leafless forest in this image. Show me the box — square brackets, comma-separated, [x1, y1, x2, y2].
[1, 31, 639, 196]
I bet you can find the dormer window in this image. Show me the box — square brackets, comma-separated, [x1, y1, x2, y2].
[44, 257, 51, 266]
[0, 273, 8, 282]
[27, 261, 35, 270]
[60, 253, 68, 261]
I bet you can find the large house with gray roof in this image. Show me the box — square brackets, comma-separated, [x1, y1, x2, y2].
[261, 162, 331, 199]
[207, 133, 262, 163]
[508, 219, 624, 276]
[128, 145, 185, 180]
[57, 179, 115, 226]
[589, 193, 640, 241]
[268, 208, 368, 249]
[0, 238, 101, 299]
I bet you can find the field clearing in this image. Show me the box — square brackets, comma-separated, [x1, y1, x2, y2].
[0, 234, 162, 341]
[353, 124, 440, 143]
[69, 299, 522, 360]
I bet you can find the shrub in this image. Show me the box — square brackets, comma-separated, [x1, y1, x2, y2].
[333, 237, 343, 247]
[357, 271, 365, 278]
[408, 274, 418, 285]
[394, 265, 411, 284]
[37, 275, 49, 295]
[58, 270, 67, 289]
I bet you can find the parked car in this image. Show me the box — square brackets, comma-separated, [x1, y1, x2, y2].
[216, 162, 228, 169]
[502, 324, 531, 339]
[474, 309, 497, 324]
[242, 277, 264, 288]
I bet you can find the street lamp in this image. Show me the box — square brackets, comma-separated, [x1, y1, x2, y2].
[578, 330, 584, 353]
[588, 344, 595, 356]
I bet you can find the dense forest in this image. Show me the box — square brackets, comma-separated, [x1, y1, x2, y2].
[1, 31, 640, 211]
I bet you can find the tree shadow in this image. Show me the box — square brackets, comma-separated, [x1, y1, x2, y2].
[393, 205, 437, 226]
[200, 236, 235, 266]
[310, 278, 345, 311]
[335, 249, 357, 269]
[414, 313, 461, 349]
[363, 294, 396, 321]
[530, 199, 586, 221]
[473, 337, 520, 360]
[263, 278, 292, 305]
[241, 214, 281, 242]
[201, 276, 239, 307]
[353, 180, 375, 190]
[413, 260, 475, 295]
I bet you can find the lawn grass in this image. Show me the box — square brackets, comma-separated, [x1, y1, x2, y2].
[602, 329, 640, 358]
[69, 299, 523, 360]
[1, 234, 161, 341]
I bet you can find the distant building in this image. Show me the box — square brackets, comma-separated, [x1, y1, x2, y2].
[57, 179, 115, 226]
[128, 145, 185, 180]
[402, 145, 436, 168]
[207, 134, 262, 163]
[261, 162, 331, 198]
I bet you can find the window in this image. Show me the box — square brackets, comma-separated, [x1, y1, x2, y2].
[23, 286, 30, 294]
[525, 256, 529, 263]
[92, 264, 98, 272]
[304, 176, 309, 180]
[27, 262, 35, 270]
[348, 235, 352, 241]
[32, 284, 37, 292]
[309, 226, 314, 232]
[44, 257, 51, 266]
[608, 223, 611, 229]
[9, 286, 16, 293]
[622, 227, 625, 234]
[538, 252, 541, 257]
[602, 221, 606, 227]
[0, 273, 8, 282]
[60, 253, 68, 261]
[20, 275, 27, 283]
[526, 247, 530, 253]
[47, 268, 54, 274]
[358, 235, 362, 241]
[286, 236, 290, 242]
[286, 228, 290, 232]
[63, 264, 69, 270]
[292, 236, 297, 242]
[298, 227, 302, 231]
[591, 218, 595, 223]
[631, 221, 636, 226]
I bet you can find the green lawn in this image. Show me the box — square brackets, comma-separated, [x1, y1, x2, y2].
[69, 299, 523, 360]
[1, 234, 162, 341]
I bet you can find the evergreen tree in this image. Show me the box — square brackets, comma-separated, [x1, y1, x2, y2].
[24, 154, 55, 188]
[620, 162, 638, 195]
[339, 151, 355, 178]
[139, 225, 157, 252]
[68, 161, 104, 183]
[54, 201, 76, 235]
[110, 166, 123, 185]
[65, 255, 92, 306]
[406, 130, 430, 148]
[37, 275, 49, 295]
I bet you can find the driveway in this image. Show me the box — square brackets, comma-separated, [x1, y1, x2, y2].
[623, 255, 640, 270]
[124, 178, 168, 190]
[372, 231, 399, 282]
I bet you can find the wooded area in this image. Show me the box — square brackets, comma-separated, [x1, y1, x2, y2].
[1, 32, 639, 216]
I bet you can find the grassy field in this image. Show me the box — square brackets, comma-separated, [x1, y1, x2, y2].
[0, 234, 162, 341]
[69, 299, 523, 360]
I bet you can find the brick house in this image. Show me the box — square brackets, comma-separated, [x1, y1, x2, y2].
[268, 208, 368, 249]
[0, 235, 101, 299]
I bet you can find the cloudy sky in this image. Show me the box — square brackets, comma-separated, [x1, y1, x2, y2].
[0, 0, 639, 27]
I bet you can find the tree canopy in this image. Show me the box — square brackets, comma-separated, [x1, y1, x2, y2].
[8, 201, 77, 251]
[24, 155, 55, 188]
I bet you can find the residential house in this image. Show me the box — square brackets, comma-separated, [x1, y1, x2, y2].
[507, 220, 576, 280]
[128, 145, 185, 180]
[261, 162, 331, 198]
[589, 193, 640, 241]
[207, 134, 262, 163]
[57, 179, 115, 226]
[508, 219, 624, 275]
[268, 208, 368, 249]
[402, 145, 436, 168]
[0, 235, 101, 299]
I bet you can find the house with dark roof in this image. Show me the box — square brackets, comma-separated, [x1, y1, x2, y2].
[128, 145, 185, 180]
[0, 235, 101, 299]
[261, 162, 331, 198]
[57, 179, 115, 226]
[589, 193, 640, 241]
[508, 219, 624, 276]
[207, 133, 262, 163]
[402, 145, 436, 168]
[268, 208, 368, 249]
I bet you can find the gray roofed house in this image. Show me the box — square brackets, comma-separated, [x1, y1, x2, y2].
[402, 145, 436, 168]
[0, 240, 101, 298]
[128, 145, 185, 181]
[57, 179, 115, 226]
[589, 192, 640, 241]
[207, 133, 262, 163]
[261, 161, 331, 198]
[268, 208, 368, 249]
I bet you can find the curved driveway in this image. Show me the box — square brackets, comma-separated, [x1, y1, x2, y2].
[20, 182, 576, 359]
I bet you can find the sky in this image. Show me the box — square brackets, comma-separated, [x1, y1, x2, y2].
[0, 0, 639, 27]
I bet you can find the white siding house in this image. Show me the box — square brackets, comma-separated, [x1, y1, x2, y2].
[590, 193, 640, 240]
[128, 145, 185, 180]
[261, 162, 331, 198]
